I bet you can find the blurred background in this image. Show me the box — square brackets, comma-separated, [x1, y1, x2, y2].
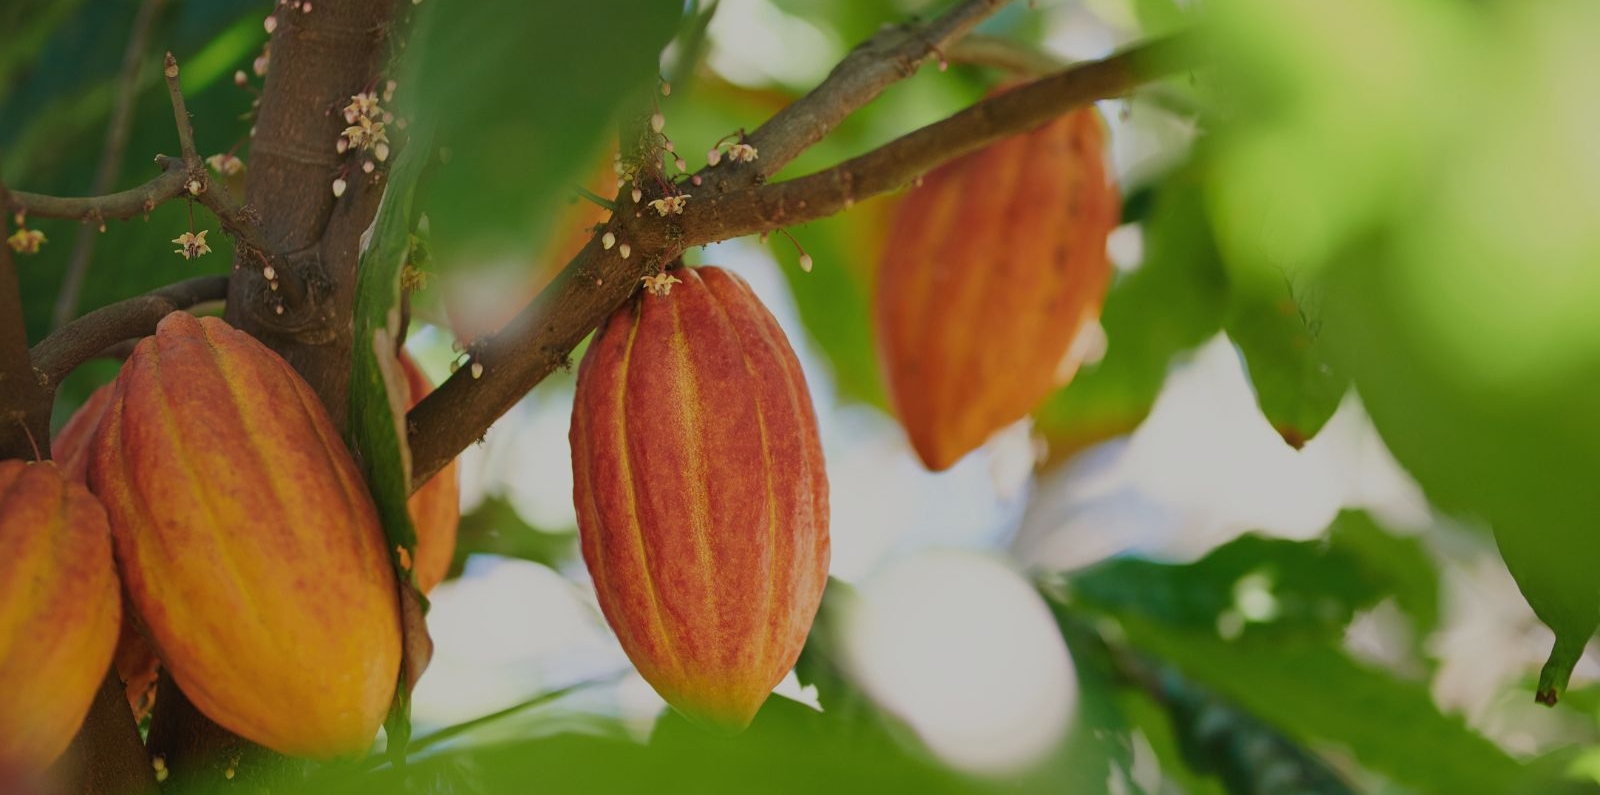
[8, 0, 1600, 792]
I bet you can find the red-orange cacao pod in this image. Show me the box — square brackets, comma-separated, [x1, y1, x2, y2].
[0, 460, 121, 775]
[874, 105, 1119, 471]
[53, 383, 161, 722]
[398, 351, 460, 593]
[570, 266, 830, 731]
[87, 312, 401, 758]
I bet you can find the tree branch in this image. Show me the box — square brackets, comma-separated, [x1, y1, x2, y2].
[4, 162, 189, 222]
[30, 275, 228, 389]
[698, 0, 1010, 196]
[0, 172, 52, 462]
[406, 30, 1204, 487]
[54, 0, 168, 329]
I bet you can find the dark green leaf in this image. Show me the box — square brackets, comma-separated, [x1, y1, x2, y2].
[1325, 510, 1440, 640]
[405, 0, 679, 262]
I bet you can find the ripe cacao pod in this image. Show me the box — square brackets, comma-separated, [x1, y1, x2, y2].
[571, 266, 830, 731]
[398, 351, 460, 593]
[874, 104, 1119, 471]
[87, 312, 401, 758]
[53, 383, 161, 722]
[0, 460, 121, 774]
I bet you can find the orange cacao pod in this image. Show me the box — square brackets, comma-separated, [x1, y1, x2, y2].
[54, 383, 162, 722]
[398, 351, 460, 593]
[570, 266, 830, 731]
[87, 312, 401, 758]
[874, 105, 1119, 470]
[0, 460, 121, 774]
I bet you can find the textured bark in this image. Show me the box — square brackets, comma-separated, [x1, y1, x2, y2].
[224, 0, 398, 428]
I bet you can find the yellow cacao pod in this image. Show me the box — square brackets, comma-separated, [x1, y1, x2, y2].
[571, 266, 830, 731]
[398, 351, 460, 594]
[874, 105, 1119, 470]
[87, 312, 401, 758]
[53, 383, 161, 722]
[0, 460, 121, 775]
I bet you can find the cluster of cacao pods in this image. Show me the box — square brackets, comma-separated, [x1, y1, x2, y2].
[570, 266, 831, 730]
[0, 311, 461, 775]
[875, 104, 1119, 471]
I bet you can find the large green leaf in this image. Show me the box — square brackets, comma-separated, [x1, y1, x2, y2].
[1033, 167, 1228, 460]
[405, 0, 680, 264]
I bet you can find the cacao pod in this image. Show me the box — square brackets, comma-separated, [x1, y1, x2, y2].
[0, 460, 121, 774]
[53, 383, 162, 722]
[874, 105, 1119, 471]
[398, 351, 460, 593]
[571, 266, 830, 731]
[87, 312, 401, 758]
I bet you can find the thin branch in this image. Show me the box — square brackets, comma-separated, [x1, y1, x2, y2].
[697, 0, 1011, 196]
[5, 161, 189, 221]
[30, 275, 229, 389]
[53, 0, 168, 330]
[947, 33, 1067, 76]
[406, 30, 1204, 487]
[163, 52, 201, 168]
[662, 32, 1202, 249]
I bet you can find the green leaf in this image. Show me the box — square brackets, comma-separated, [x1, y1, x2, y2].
[1325, 510, 1440, 640]
[1033, 167, 1228, 460]
[1223, 262, 1348, 449]
[1084, 613, 1528, 795]
[406, 0, 680, 263]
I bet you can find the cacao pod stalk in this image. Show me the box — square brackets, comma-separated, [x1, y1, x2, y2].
[0, 460, 121, 776]
[875, 104, 1120, 471]
[88, 312, 401, 758]
[571, 266, 830, 731]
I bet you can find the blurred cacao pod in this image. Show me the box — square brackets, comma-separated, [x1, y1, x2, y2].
[88, 312, 401, 758]
[398, 351, 460, 593]
[53, 383, 161, 722]
[0, 460, 121, 775]
[571, 266, 830, 731]
[874, 105, 1119, 470]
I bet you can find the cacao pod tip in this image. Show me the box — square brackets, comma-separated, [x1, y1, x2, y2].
[1275, 425, 1309, 450]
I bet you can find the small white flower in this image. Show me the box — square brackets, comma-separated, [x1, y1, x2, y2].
[470, 361, 484, 379]
[263, 265, 276, 281]
[187, 179, 204, 196]
[650, 112, 665, 133]
[619, 243, 631, 259]
[727, 143, 758, 163]
[234, 70, 248, 86]
[263, 15, 277, 33]
[640, 273, 682, 296]
[601, 232, 616, 250]
[631, 188, 642, 203]
[799, 253, 813, 273]
[172, 230, 211, 260]
[6, 228, 46, 255]
[706, 148, 721, 167]
[332, 177, 347, 197]
[648, 194, 689, 216]
[206, 153, 245, 176]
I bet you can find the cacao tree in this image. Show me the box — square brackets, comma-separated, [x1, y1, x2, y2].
[3, 0, 1600, 794]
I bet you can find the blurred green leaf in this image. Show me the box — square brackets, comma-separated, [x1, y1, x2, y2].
[1080, 612, 1527, 795]
[1033, 166, 1228, 460]
[1117, 689, 1232, 795]
[1324, 510, 1439, 641]
[1224, 271, 1346, 449]
[405, 0, 679, 264]
[451, 495, 578, 576]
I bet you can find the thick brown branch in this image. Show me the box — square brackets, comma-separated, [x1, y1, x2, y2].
[30, 275, 229, 389]
[5, 162, 189, 221]
[0, 175, 52, 462]
[407, 31, 1204, 487]
[699, 0, 1009, 196]
[54, 0, 168, 329]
